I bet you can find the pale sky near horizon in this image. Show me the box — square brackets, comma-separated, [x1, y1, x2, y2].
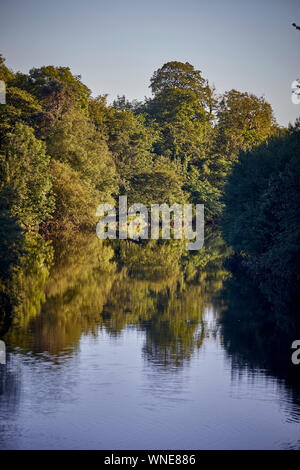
[1, 0, 300, 125]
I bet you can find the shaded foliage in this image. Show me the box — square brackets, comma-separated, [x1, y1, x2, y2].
[222, 129, 300, 310]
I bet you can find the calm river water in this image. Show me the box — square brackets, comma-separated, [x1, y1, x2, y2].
[0, 232, 299, 449]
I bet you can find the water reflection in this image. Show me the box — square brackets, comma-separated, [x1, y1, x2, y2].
[220, 262, 300, 422]
[2, 231, 228, 363]
[0, 229, 299, 449]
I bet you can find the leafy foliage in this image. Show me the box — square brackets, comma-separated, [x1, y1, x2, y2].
[0, 123, 54, 228]
[222, 128, 300, 309]
[48, 160, 100, 230]
[1, 56, 279, 233]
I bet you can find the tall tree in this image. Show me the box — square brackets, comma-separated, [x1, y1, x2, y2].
[222, 127, 300, 310]
[46, 105, 118, 200]
[0, 123, 54, 228]
[214, 89, 277, 162]
[146, 61, 215, 166]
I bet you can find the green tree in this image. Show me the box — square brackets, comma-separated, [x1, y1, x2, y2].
[222, 127, 300, 310]
[14, 65, 91, 111]
[0, 86, 42, 141]
[0, 54, 15, 84]
[0, 123, 54, 228]
[48, 160, 100, 230]
[128, 157, 188, 207]
[145, 61, 222, 221]
[146, 62, 215, 166]
[102, 105, 158, 195]
[150, 61, 214, 111]
[214, 89, 277, 161]
[46, 105, 118, 200]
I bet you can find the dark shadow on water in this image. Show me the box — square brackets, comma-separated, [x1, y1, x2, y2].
[220, 258, 300, 420]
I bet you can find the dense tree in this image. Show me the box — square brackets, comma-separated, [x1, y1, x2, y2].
[1, 53, 290, 283]
[14, 65, 91, 111]
[146, 62, 214, 165]
[46, 104, 117, 199]
[222, 127, 300, 309]
[88, 94, 109, 137]
[0, 55, 14, 84]
[1, 55, 281, 232]
[0, 123, 54, 228]
[150, 61, 214, 111]
[128, 157, 188, 207]
[0, 85, 42, 144]
[48, 160, 100, 230]
[214, 89, 277, 161]
[144, 61, 224, 220]
[104, 106, 158, 191]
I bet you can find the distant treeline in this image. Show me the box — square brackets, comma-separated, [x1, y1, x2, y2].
[0, 56, 299, 310]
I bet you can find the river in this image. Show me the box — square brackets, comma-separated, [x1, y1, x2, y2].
[0, 231, 299, 449]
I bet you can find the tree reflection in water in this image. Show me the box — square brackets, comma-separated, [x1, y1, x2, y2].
[1, 229, 299, 424]
[220, 261, 300, 421]
[1, 230, 228, 364]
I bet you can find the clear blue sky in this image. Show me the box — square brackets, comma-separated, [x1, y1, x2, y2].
[1, 0, 299, 125]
